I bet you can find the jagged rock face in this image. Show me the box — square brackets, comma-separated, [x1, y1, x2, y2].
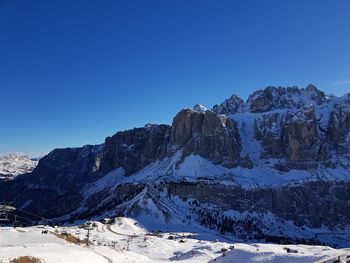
[247, 85, 327, 113]
[252, 89, 350, 170]
[171, 109, 204, 146]
[305, 84, 327, 104]
[171, 109, 242, 166]
[282, 106, 318, 162]
[101, 124, 170, 176]
[212, 94, 244, 115]
[0, 145, 103, 218]
[255, 106, 327, 169]
[167, 181, 350, 229]
[328, 104, 350, 162]
[328, 105, 350, 144]
[255, 112, 283, 158]
[255, 107, 318, 162]
[30, 145, 103, 191]
[248, 86, 281, 113]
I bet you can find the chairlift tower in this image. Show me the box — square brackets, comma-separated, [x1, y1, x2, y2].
[83, 222, 94, 246]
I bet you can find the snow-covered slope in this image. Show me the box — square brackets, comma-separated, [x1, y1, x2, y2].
[0, 154, 38, 180]
[1, 217, 347, 263]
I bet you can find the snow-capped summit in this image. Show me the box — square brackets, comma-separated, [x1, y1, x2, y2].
[0, 153, 38, 180]
[193, 104, 207, 112]
[246, 85, 328, 113]
[212, 85, 330, 115]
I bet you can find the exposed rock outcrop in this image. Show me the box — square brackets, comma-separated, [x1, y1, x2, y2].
[100, 124, 170, 176]
[255, 112, 283, 158]
[327, 103, 350, 164]
[247, 85, 327, 113]
[171, 109, 242, 166]
[282, 106, 318, 163]
[167, 181, 350, 229]
[212, 94, 244, 115]
[29, 145, 103, 191]
[328, 105, 350, 145]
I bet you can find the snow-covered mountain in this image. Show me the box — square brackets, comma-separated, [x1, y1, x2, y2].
[1, 85, 350, 247]
[0, 154, 38, 180]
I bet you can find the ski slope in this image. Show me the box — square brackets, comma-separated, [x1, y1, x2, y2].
[0, 217, 347, 263]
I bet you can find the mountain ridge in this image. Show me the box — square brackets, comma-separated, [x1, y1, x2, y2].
[1, 84, 350, 247]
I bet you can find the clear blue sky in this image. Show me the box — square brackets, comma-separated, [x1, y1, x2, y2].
[1, 0, 350, 156]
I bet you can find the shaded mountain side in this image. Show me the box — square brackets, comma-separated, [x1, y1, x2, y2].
[67, 180, 350, 230]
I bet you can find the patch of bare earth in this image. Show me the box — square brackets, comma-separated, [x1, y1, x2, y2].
[50, 231, 88, 245]
[10, 256, 42, 263]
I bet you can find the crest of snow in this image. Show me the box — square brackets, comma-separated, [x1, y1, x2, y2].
[82, 167, 125, 197]
[122, 150, 183, 183]
[110, 217, 147, 236]
[193, 104, 207, 112]
[174, 154, 230, 180]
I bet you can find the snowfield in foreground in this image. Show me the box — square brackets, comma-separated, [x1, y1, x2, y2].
[0, 217, 348, 263]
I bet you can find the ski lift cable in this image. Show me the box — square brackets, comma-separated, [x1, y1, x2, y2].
[15, 208, 46, 220]
[7, 212, 31, 221]
[1, 201, 45, 220]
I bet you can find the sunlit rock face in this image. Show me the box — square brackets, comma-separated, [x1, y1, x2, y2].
[171, 108, 243, 167]
[247, 85, 327, 113]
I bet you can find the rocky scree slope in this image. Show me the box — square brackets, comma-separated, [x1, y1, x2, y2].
[1, 85, 350, 246]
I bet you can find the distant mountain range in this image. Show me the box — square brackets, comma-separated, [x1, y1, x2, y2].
[1, 85, 349, 246]
[0, 154, 39, 180]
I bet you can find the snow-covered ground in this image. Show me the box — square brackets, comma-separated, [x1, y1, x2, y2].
[0, 217, 348, 263]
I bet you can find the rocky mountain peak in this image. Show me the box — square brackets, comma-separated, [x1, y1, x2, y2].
[212, 94, 244, 115]
[304, 84, 327, 104]
[170, 108, 243, 166]
[243, 85, 327, 113]
[193, 104, 207, 112]
[212, 85, 328, 115]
